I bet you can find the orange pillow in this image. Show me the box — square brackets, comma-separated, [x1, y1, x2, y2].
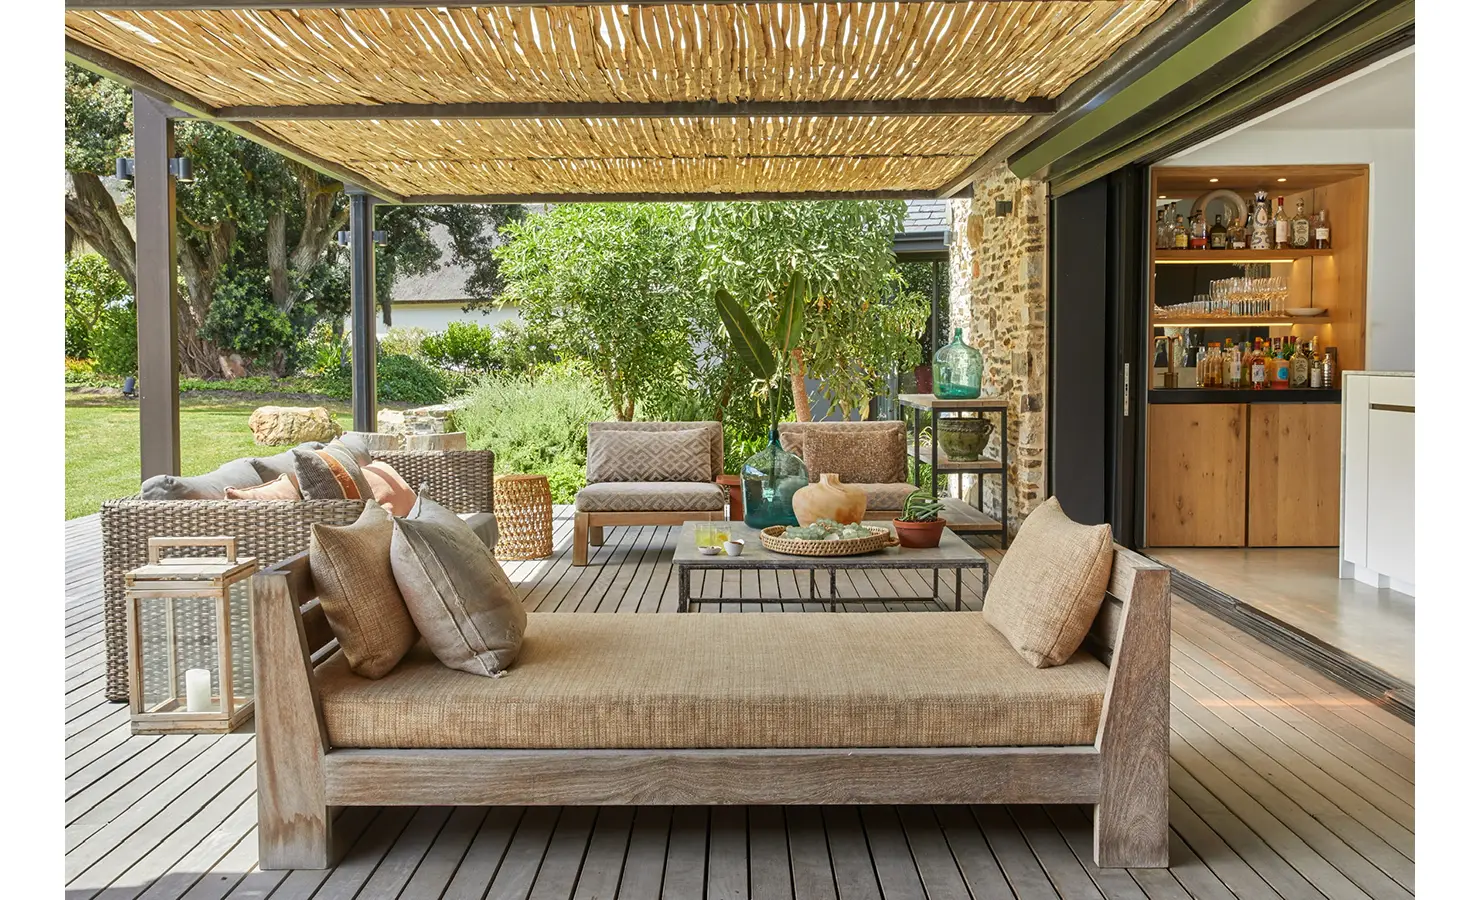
[225, 474, 301, 501]
[361, 460, 417, 516]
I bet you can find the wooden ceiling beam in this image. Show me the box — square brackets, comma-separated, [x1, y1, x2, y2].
[401, 190, 944, 204]
[215, 97, 1055, 122]
[68, 1, 994, 9]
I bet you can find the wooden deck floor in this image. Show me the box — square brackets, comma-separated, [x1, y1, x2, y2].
[64, 509, 1415, 900]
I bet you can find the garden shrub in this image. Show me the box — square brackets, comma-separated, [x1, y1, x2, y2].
[65, 358, 109, 386]
[202, 267, 295, 367]
[374, 353, 451, 406]
[64, 252, 132, 362]
[91, 303, 139, 377]
[378, 326, 429, 360]
[421, 320, 496, 371]
[454, 363, 609, 503]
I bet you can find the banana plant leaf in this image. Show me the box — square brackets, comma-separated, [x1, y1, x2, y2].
[714, 287, 776, 382]
[773, 271, 806, 355]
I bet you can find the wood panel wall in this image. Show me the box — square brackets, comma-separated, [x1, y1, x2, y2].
[1247, 404, 1342, 546]
[1146, 404, 1247, 547]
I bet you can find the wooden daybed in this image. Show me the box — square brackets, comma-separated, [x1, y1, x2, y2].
[251, 545, 1171, 870]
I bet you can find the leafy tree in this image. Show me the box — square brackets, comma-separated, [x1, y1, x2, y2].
[63, 63, 522, 377]
[492, 204, 699, 420]
[64, 252, 131, 359]
[687, 201, 927, 419]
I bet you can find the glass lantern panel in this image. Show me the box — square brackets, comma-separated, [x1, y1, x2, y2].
[137, 594, 221, 714]
[226, 576, 254, 713]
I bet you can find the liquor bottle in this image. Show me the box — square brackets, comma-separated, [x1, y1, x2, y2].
[1173, 214, 1189, 250]
[1223, 338, 1241, 386]
[1195, 345, 1209, 387]
[1290, 199, 1311, 249]
[1271, 337, 1290, 389]
[1227, 213, 1246, 250]
[1273, 196, 1290, 249]
[1308, 340, 1324, 388]
[1250, 191, 1272, 250]
[1190, 212, 1208, 250]
[1155, 205, 1170, 250]
[1250, 339, 1267, 389]
[1290, 339, 1310, 388]
[1240, 342, 1255, 388]
[1314, 209, 1332, 249]
[1210, 213, 1227, 250]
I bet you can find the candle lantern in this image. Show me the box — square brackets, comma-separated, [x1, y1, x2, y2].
[124, 537, 258, 734]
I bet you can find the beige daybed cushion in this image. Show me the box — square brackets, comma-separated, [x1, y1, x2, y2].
[316, 611, 1107, 749]
[574, 481, 726, 512]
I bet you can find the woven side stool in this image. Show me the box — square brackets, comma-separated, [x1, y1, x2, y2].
[493, 474, 553, 560]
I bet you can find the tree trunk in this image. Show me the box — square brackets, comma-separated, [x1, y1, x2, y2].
[790, 348, 812, 422]
[267, 210, 290, 310]
[280, 164, 347, 313]
[64, 170, 136, 291]
[177, 223, 235, 378]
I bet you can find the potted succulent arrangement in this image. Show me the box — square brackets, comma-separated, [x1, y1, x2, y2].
[893, 489, 947, 549]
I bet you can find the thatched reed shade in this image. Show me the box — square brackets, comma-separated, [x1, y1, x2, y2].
[258, 114, 1025, 195]
[65, 2, 1178, 199]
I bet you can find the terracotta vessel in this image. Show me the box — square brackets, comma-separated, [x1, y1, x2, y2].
[791, 473, 867, 526]
[893, 518, 946, 549]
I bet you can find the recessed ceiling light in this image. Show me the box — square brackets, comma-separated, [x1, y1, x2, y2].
[1277, 177, 1288, 183]
[1209, 178, 1219, 183]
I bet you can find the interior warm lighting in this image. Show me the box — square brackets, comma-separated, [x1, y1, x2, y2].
[1158, 194, 1167, 199]
[1153, 321, 1304, 328]
[1277, 177, 1288, 182]
[1208, 177, 1219, 183]
[1155, 257, 1296, 265]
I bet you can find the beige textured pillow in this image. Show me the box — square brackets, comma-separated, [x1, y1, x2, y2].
[984, 497, 1114, 668]
[391, 495, 527, 677]
[309, 503, 419, 679]
[586, 428, 710, 483]
[802, 430, 905, 483]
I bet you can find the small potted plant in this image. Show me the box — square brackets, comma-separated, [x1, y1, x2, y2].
[894, 490, 946, 549]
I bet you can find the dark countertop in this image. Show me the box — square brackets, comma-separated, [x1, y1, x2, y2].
[1149, 388, 1342, 404]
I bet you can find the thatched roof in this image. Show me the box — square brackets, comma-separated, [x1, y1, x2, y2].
[66, 2, 1178, 201]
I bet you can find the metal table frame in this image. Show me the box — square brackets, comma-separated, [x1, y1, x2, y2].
[897, 394, 1010, 545]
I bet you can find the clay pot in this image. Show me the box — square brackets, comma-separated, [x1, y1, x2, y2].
[936, 417, 994, 461]
[791, 473, 868, 526]
[893, 518, 947, 549]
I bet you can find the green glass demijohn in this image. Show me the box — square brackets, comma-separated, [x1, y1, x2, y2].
[740, 428, 810, 528]
[933, 327, 984, 399]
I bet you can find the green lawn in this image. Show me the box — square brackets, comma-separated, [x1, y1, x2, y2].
[65, 393, 353, 519]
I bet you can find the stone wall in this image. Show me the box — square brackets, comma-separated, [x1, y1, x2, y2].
[947, 163, 1049, 534]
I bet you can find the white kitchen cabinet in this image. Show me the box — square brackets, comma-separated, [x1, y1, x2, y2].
[1340, 372, 1415, 594]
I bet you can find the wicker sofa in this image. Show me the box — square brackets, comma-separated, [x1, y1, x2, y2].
[572, 422, 727, 567]
[100, 449, 495, 702]
[251, 542, 1171, 870]
[778, 421, 919, 516]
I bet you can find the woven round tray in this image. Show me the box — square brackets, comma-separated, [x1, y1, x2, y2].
[758, 525, 898, 557]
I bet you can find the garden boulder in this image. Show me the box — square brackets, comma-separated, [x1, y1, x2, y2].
[249, 406, 343, 446]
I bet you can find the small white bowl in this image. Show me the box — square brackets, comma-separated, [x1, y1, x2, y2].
[1285, 307, 1326, 317]
[698, 545, 722, 556]
[723, 539, 746, 557]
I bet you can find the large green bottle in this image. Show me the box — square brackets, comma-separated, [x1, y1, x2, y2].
[932, 327, 984, 399]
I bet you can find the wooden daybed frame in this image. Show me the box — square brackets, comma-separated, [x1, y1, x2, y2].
[251, 546, 1171, 870]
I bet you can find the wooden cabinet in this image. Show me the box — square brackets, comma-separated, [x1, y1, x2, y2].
[1247, 404, 1341, 546]
[1146, 404, 1247, 547]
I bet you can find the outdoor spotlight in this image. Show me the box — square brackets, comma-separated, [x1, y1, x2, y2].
[995, 199, 1014, 217]
[115, 158, 135, 181]
[168, 157, 195, 182]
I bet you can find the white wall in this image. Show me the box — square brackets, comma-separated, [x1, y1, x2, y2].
[343, 302, 522, 338]
[1167, 128, 1414, 370]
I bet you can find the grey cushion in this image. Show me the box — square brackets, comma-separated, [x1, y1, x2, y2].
[333, 434, 377, 467]
[459, 512, 499, 551]
[574, 481, 726, 513]
[251, 441, 327, 484]
[391, 496, 527, 677]
[140, 457, 265, 500]
[293, 448, 355, 500]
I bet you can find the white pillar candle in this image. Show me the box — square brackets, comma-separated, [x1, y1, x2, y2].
[185, 668, 212, 713]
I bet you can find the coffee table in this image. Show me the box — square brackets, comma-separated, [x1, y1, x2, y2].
[672, 521, 990, 612]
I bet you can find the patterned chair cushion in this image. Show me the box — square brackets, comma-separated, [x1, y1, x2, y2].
[854, 483, 921, 512]
[779, 421, 908, 484]
[588, 421, 723, 480]
[574, 482, 726, 513]
[586, 428, 711, 483]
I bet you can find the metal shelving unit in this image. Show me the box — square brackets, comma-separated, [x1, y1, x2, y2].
[897, 393, 1010, 544]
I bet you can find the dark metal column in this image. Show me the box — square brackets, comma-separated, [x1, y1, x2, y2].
[133, 91, 181, 480]
[347, 188, 378, 432]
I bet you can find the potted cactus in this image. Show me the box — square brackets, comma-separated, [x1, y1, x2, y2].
[893, 490, 947, 549]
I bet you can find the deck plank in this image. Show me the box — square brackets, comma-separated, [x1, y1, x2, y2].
[58, 511, 1415, 900]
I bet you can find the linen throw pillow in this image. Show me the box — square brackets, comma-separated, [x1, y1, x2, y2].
[983, 497, 1114, 668]
[361, 460, 417, 516]
[802, 430, 905, 484]
[293, 447, 374, 500]
[390, 495, 527, 677]
[308, 502, 419, 679]
[586, 428, 710, 483]
[225, 474, 301, 501]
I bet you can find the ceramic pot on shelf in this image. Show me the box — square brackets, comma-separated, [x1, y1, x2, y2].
[936, 417, 995, 461]
[791, 473, 867, 527]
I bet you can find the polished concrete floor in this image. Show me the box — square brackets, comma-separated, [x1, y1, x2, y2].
[1148, 548, 1415, 685]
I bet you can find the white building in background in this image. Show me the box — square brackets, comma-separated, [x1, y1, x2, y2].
[375, 223, 523, 337]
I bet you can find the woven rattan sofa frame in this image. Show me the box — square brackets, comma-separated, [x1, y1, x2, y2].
[251, 544, 1171, 870]
[100, 449, 494, 702]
